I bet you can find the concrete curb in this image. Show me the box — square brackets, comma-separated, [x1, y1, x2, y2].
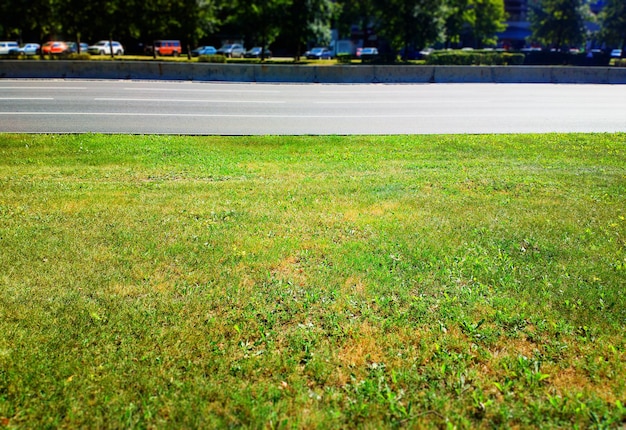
[1, 60, 626, 84]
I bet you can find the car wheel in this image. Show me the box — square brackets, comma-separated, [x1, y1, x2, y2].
[172, 51, 179, 57]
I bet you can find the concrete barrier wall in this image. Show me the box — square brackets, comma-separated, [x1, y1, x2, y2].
[374, 65, 435, 83]
[253, 64, 316, 83]
[1, 60, 625, 84]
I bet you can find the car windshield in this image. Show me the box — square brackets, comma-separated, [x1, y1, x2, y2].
[311, 48, 324, 53]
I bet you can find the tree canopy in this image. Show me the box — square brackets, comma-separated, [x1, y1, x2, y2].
[528, 0, 589, 48]
[600, 0, 626, 50]
[1, 0, 623, 56]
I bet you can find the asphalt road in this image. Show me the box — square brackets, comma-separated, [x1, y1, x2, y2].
[1, 79, 626, 134]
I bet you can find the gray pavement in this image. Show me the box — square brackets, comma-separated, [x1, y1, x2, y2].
[1, 79, 625, 134]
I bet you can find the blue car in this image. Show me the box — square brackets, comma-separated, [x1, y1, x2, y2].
[192, 46, 217, 57]
[305, 47, 332, 60]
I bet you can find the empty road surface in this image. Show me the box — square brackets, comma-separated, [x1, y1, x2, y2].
[1, 79, 625, 134]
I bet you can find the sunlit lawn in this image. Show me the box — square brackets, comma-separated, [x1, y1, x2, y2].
[0, 133, 624, 428]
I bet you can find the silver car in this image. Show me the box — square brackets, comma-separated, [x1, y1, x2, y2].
[217, 43, 245, 58]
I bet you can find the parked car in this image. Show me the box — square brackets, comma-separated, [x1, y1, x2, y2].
[306, 47, 332, 60]
[67, 42, 89, 54]
[0, 41, 19, 55]
[42, 41, 69, 55]
[17, 43, 40, 56]
[150, 40, 182, 56]
[244, 47, 271, 58]
[88, 40, 124, 56]
[191, 45, 217, 57]
[418, 47, 434, 59]
[359, 47, 379, 60]
[610, 49, 622, 58]
[217, 43, 245, 58]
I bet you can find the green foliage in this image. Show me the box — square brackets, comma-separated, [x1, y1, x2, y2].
[197, 54, 227, 63]
[472, 0, 507, 47]
[612, 58, 626, 67]
[220, 0, 288, 51]
[65, 52, 91, 61]
[502, 52, 525, 65]
[279, 0, 337, 59]
[529, 0, 589, 48]
[335, 0, 375, 41]
[443, 0, 474, 46]
[425, 50, 525, 65]
[336, 53, 352, 64]
[600, 0, 626, 50]
[374, 0, 445, 59]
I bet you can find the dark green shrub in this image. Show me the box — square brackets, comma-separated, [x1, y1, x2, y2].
[362, 53, 396, 64]
[523, 51, 611, 66]
[572, 52, 611, 66]
[425, 50, 526, 66]
[426, 51, 473, 65]
[336, 54, 352, 64]
[198, 54, 227, 63]
[522, 51, 567, 65]
[614, 58, 626, 67]
[502, 53, 525, 65]
[66, 53, 91, 61]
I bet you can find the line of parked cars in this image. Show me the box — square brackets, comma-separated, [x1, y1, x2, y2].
[191, 44, 272, 58]
[0, 40, 126, 56]
[0, 41, 47, 56]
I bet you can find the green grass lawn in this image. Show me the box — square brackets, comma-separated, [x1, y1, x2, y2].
[0, 133, 624, 428]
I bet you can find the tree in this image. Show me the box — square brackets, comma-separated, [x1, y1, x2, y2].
[600, 0, 626, 50]
[335, 0, 376, 41]
[442, 0, 474, 48]
[529, 0, 589, 49]
[281, 0, 336, 60]
[221, 0, 288, 60]
[472, 0, 507, 48]
[0, 0, 58, 43]
[374, 0, 445, 61]
[57, 0, 104, 51]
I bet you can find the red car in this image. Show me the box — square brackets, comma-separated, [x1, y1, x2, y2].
[42, 41, 69, 55]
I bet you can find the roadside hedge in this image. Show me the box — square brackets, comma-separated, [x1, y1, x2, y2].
[523, 51, 611, 66]
[425, 50, 525, 66]
[613, 58, 626, 67]
[336, 54, 352, 64]
[197, 54, 227, 63]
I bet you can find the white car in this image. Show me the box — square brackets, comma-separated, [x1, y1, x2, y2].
[87, 40, 124, 56]
[610, 49, 622, 58]
[18, 43, 40, 56]
[0, 41, 19, 55]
